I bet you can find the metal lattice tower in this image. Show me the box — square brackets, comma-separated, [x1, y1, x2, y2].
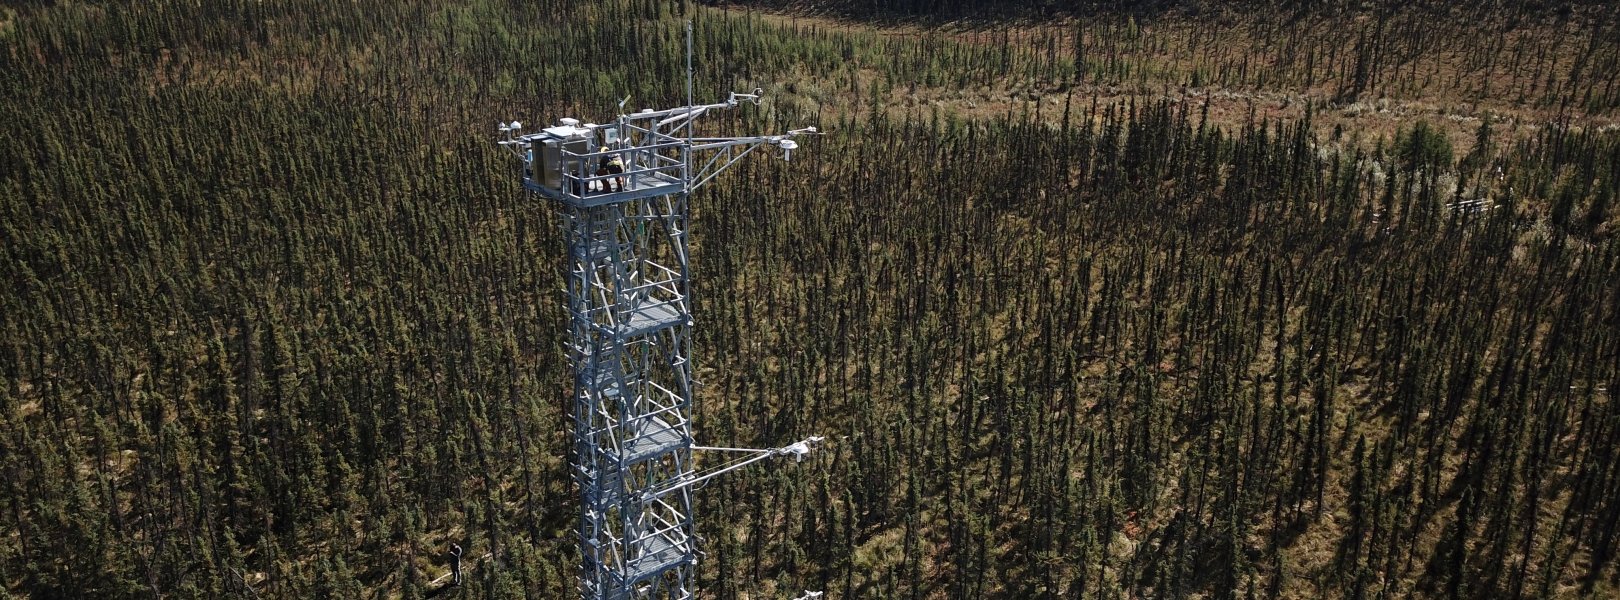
[500, 88, 821, 600]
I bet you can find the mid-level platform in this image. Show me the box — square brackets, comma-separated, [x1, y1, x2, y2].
[617, 301, 687, 337]
[615, 416, 688, 464]
[622, 531, 690, 586]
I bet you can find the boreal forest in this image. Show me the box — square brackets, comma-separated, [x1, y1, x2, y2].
[3, 0, 1620, 598]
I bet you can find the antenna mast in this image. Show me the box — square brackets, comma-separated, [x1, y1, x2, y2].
[498, 36, 823, 600]
[685, 21, 694, 121]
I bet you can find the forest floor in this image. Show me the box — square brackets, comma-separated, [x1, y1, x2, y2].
[734, 7, 1620, 158]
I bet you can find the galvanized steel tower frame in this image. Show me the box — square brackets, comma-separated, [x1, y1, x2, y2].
[499, 89, 820, 599]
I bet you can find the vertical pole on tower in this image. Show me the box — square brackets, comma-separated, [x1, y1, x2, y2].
[685, 21, 695, 125]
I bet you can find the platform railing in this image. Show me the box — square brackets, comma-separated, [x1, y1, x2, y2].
[551, 142, 686, 198]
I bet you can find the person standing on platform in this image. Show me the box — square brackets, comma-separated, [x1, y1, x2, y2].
[600, 142, 626, 193]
